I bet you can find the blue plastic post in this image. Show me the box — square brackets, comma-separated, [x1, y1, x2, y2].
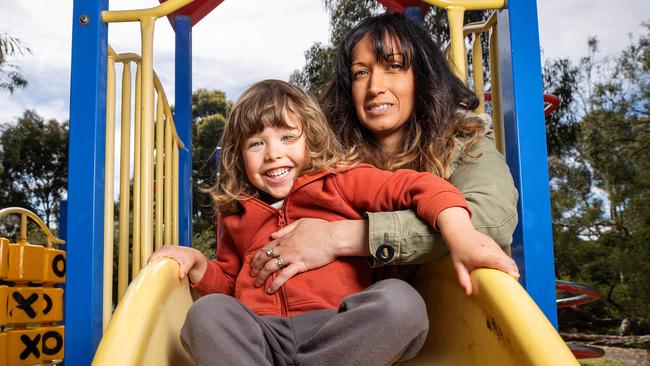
[59, 199, 68, 241]
[215, 146, 222, 173]
[497, 1, 558, 327]
[175, 15, 193, 247]
[65, 0, 108, 363]
[404, 6, 423, 25]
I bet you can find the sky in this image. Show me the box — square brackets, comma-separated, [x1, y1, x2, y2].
[0, 0, 648, 125]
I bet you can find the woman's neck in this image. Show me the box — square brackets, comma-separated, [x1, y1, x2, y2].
[376, 133, 401, 155]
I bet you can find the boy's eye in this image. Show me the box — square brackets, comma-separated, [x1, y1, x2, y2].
[281, 134, 297, 142]
[248, 140, 263, 149]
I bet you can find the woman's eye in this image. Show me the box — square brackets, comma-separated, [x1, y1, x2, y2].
[352, 69, 369, 79]
[389, 63, 402, 70]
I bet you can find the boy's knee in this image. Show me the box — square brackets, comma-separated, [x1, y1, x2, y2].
[186, 294, 241, 328]
[372, 279, 428, 331]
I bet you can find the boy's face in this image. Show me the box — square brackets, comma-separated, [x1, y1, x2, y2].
[241, 116, 307, 200]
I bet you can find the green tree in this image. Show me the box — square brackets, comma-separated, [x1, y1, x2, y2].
[190, 89, 230, 258]
[0, 33, 30, 93]
[0, 110, 69, 228]
[549, 24, 650, 334]
[578, 26, 650, 328]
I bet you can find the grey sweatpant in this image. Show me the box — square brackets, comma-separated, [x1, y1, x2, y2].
[181, 279, 429, 366]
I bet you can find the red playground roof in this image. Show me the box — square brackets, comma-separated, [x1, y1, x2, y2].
[159, 0, 225, 27]
[375, 0, 429, 13]
[159, 0, 432, 28]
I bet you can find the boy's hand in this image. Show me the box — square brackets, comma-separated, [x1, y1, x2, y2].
[149, 245, 208, 284]
[437, 207, 519, 295]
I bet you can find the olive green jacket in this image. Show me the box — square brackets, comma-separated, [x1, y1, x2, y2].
[366, 129, 518, 266]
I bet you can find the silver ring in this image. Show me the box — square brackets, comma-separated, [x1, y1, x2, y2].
[265, 247, 276, 258]
[274, 257, 285, 268]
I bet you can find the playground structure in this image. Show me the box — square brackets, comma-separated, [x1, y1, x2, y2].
[0, 208, 66, 365]
[0, 0, 598, 364]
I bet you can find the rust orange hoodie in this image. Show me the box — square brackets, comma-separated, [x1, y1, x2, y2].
[193, 164, 470, 317]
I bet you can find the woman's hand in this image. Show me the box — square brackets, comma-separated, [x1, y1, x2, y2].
[437, 208, 519, 295]
[149, 245, 208, 284]
[250, 218, 369, 293]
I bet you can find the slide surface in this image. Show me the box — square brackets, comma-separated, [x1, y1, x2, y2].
[92, 259, 194, 365]
[92, 257, 578, 365]
[404, 257, 579, 365]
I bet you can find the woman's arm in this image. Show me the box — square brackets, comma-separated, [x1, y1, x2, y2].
[366, 129, 518, 265]
[251, 130, 518, 287]
[448, 130, 519, 254]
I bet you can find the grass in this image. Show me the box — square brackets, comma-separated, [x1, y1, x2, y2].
[580, 360, 635, 366]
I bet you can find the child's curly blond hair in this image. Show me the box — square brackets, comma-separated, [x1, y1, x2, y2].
[211, 79, 354, 215]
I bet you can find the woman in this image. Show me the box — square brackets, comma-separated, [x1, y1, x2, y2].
[250, 12, 518, 295]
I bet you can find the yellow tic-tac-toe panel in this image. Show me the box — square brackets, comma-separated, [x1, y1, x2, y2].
[0, 285, 8, 327]
[7, 328, 42, 366]
[40, 288, 63, 323]
[7, 287, 43, 324]
[0, 331, 7, 366]
[0, 238, 8, 278]
[4, 327, 64, 366]
[43, 248, 66, 284]
[7, 243, 44, 283]
[40, 326, 64, 362]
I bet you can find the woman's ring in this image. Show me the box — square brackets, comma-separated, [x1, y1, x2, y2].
[275, 257, 285, 268]
[265, 248, 277, 258]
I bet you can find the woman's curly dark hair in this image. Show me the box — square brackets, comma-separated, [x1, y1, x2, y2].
[321, 12, 486, 178]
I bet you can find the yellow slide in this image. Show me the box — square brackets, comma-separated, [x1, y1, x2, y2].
[92, 259, 194, 365]
[92, 257, 578, 365]
[405, 258, 578, 365]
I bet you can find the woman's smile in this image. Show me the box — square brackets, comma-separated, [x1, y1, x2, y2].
[365, 102, 394, 115]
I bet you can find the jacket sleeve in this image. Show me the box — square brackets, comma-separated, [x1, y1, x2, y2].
[366, 130, 518, 266]
[335, 164, 470, 233]
[192, 215, 241, 296]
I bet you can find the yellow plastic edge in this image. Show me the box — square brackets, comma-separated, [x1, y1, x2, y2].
[421, 0, 505, 11]
[0, 207, 65, 246]
[403, 256, 579, 365]
[102, 0, 193, 23]
[92, 255, 577, 365]
[92, 259, 194, 366]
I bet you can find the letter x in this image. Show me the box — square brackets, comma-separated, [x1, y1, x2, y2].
[13, 292, 38, 319]
[20, 334, 41, 360]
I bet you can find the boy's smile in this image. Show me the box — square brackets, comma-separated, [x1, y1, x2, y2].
[242, 118, 307, 200]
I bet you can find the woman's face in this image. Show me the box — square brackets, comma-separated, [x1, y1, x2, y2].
[351, 34, 415, 152]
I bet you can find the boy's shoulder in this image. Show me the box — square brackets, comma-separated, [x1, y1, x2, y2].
[299, 163, 379, 180]
[290, 163, 379, 191]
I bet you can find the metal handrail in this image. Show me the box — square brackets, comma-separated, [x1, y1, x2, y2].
[0, 207, 65, 247]
[421, 0, 505, 10]
[446, 11, 505, 155]
[108, 48, 185, 148]
[103, 42, 186, 330]
[462, 12, 499, 113]
[101, 0, 193, 23]
[462, 11, 498, 34]
[422, 0, 505, 82]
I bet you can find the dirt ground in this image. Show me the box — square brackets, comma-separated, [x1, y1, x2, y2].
[586, 345, 650, 366]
